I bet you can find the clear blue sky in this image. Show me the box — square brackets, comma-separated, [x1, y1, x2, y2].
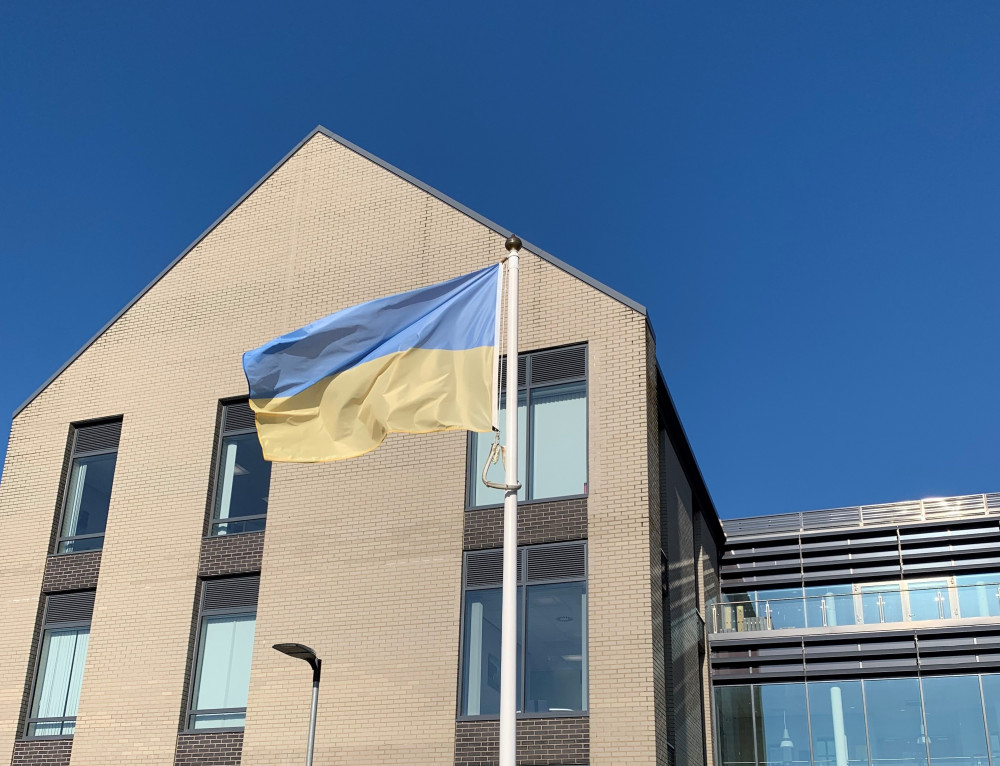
[2, 2, 998, 518]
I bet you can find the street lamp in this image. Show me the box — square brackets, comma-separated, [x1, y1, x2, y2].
[273, 643, 321, 766]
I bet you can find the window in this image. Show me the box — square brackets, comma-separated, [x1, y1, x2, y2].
[459, 541, 587, 717]
[187, 576, 258, 729]
[209, 401, 270, 536]
[56, 419, 121, 553]
[469, 345, 587, 507]
[25, 591, 94, 737]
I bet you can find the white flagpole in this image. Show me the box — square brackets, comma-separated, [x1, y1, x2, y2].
[499, 235, 522, 766]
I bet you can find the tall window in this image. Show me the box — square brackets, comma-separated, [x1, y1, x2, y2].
[56, 419, 121, 553]
[26, 591, 94, 737]
[210, 401, 271, 536]
[459, 541, 587, 717]
[187, 576, 258, 729]
[469, 345, 587, 508]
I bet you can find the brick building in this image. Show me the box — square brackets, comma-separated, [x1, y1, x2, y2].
[0, 127, 723, 766]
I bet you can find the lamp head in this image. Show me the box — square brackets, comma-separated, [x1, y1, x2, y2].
[273, 643, 317, 662]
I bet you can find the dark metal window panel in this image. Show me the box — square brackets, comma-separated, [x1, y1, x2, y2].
[528, 345, 587, 386]
[72, 420, 122, 455]
[525, 542, 586, 582]
[497, 356, 528, 391]
[465, 548, 523, 588]
[43, 592, 96, 626]
[202, 576, 260, 613]
[222, 401, 256, 433]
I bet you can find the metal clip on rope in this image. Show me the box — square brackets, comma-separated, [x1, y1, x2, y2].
[481, 429, 522, 491]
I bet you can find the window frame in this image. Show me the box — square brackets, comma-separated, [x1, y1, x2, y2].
[23, 593, 95, 739]
[53, 419, 122, 555]
[456, 540, 589, 721]
[466, 344, 589, 510]
[184, 577, 259, 733]
[207, 400, 269, 537]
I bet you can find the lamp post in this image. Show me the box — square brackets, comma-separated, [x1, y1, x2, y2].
[273, 643, 321, 766]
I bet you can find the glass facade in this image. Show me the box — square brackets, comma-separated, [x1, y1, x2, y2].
[716, 674, 1000, 766]
[211, 431, 271, 536]
[715, 574, 1000, 633]
[58, 452, 117, 553]
[27, 628, 90, 736]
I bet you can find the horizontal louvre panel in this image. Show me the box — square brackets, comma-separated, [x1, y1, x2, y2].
[497, 356, 528, 391]
[45, 591, 95, 624]
[526, 542, 586, 582]
[529, 345, 586, 385]
[74, 420, 121, 454]
[203, 575, 259, 611]
[223, 401, 256, 432]
[465, 549, 523, 588]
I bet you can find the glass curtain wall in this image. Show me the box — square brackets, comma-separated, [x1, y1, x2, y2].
[716, 674, 1000, 766]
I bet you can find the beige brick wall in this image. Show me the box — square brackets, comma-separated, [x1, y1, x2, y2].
[0, 130, 661, 765]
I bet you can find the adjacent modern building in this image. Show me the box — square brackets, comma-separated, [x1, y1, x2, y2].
[714, 492, 1000, 766]
[0, 126, 994, 766]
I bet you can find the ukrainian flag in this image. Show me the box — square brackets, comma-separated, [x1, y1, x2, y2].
[243, 265, 502, 462]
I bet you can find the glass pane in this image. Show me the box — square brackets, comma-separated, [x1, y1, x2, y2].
[471, 392, 526, 507]
[530, 383, 587, 500]
[61, 453, 116, 539]
[907, 579, 951, 622]
[981, 675, 1000, 765]
[192, 614, 256, 723]
[212, 434, 271, 529]
[864, 678, 926, 766]
[957, 574, 1000, 618]
[57, 536, 103, 554]
[808, 680, 870, 766]
[922, 675, 988, 765]
[460, 587, 523, 716]
[860, 584, 904, 625]
[524, 582, 586, 713]
[192, 712, 246, 729]
[213, 517, 266, 536]
[805, 584, 856, 628]
[754, 588, 806, 630]
[716, 685, 757, 766]
[756, 683, 810, 765]
[30, 628, 89, 733]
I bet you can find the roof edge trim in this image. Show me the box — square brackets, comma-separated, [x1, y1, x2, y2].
[14, 125, 645, 419]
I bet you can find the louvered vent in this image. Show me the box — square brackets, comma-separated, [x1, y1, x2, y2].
[45, 591, 95, 625]
[203, 576, 260, 611]
[465, 549, 523, 588]
[497, 356, 528, 391]
[223, 401, 256, 433]
[526, 542, 586, 582]
[530, 346, 586, 385]
[74, 420, 122, 454]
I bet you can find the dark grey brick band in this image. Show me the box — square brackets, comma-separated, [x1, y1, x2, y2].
[11, 738, 72, 766]
[41, 551, 101, 593]
[174, 731, 243, 766]
[464, 498, 587, 551]
[198, 531, 264, 578]
[455, 717, 589, 765]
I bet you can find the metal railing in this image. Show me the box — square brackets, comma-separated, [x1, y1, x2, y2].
[711, 579, 1000, 634]
[723, 492, 1000, 539]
